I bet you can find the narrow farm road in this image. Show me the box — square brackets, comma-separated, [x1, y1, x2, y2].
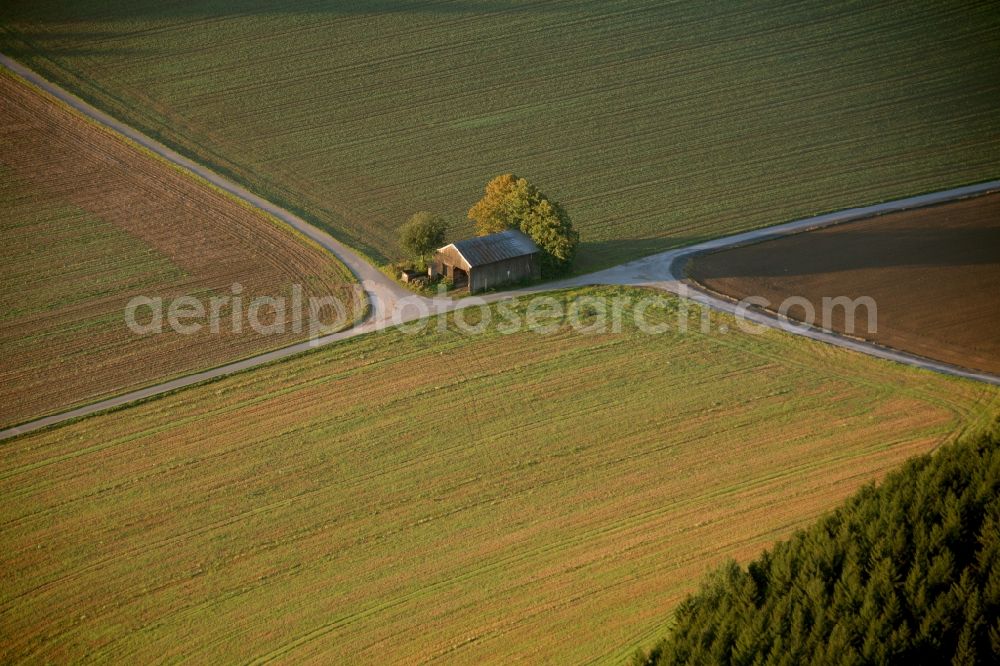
[1, 53, 997, 442]
[0, 53, 417, 325]
[478, 179, 1000, 389]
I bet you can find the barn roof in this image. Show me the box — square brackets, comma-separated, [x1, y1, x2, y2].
[447, 229, 539, 267]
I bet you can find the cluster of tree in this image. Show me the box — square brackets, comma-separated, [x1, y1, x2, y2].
[468, 173, 578, 275]
[399, 174, 578, 277]
[634, 421, 1000, 665]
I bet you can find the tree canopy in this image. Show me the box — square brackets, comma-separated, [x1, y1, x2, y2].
[635, 421, 1000, 665]
[399, 211, 447, 269]
[468, 174, 578, 275]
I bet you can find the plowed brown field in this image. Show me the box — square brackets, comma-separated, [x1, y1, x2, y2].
[688, 192, 1000, 375]
[0, 71, 360, 428]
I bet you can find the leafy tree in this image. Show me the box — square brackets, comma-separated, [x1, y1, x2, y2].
[468, 173, 522, 235]
[399, 211, 447, 269]
[520, 197, 577, 274]
[632, 420, 1000, 665]
[467, 173, 579, 275]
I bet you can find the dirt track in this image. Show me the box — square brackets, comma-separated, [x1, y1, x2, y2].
[0, 53, 411, 324]
[1, 52, 998, 442]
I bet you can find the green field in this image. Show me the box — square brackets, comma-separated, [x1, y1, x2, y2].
[3, 288, 997, 663]
[2, 1, 998, 271]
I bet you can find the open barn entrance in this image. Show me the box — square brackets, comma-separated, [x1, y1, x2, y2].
[431, 229, 540, 294]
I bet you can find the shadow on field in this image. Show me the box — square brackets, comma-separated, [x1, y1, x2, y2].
[690, 223, 1000, 280]
[0, 0, 600, 22]
[573, 236, 699, 274]
[0, 1, 601, 58]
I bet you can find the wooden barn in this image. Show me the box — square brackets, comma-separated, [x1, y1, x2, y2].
[430, 229, 541, 293]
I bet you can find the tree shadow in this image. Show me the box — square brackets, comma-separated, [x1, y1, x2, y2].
[572, 236, 704, 274]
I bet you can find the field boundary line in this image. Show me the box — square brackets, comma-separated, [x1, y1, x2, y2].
[2, 52, 997, 442]
[0, 53, 415, 319]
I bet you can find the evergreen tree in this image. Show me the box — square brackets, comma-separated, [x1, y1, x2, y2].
[632, 421, 1000, 665]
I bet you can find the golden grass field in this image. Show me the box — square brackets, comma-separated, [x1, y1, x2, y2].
[2, 1, 997, 271]
[0, 71, 360, 429]
[3, 288, 996, 663]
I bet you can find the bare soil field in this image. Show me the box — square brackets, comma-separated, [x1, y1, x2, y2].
[688, 192, 1000, 375]
[2, 288, 997, 663]
[0, 71, 360, 428]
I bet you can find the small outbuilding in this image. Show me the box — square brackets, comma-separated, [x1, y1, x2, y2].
[429, 228, 541, 293]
